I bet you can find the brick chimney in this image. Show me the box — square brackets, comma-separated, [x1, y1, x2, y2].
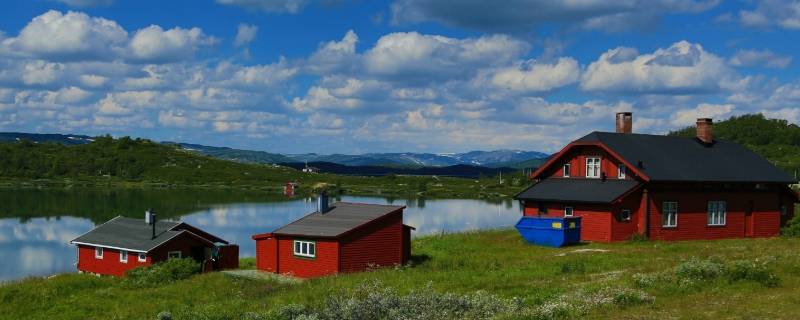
[696, 118, 713, 144]
[615, 112, 632, 134]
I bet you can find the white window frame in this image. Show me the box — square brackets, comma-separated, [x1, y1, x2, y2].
[138, 252, 147, 262]
[95, 247, 103, 259]
[662, 202, 678, 228]
[564, 207, 574, 217]
[562, 163, 571, 177]
[618, 165, 626, 179]
[293, 240, 316, 258]
[586, 157, 601, 178]
[120, 250, 128, 263]
[168, 251, 182, 259]
[620, 209, 632, 221]
[708, 201, 727, 226]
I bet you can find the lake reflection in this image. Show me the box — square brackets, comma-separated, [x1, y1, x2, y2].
[0, 192, 521, 281]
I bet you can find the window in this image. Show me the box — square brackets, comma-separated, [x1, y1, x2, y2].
[662, 202, 678, 227]
[168, 251, 182, 259]
[586, 157, 601, 178]
[562, 164, 571, 177]
[708, 201, 727, 226]
[138, 253, 146, 262]
[293, 240, 316, 258]
[95, 247, 103, 259]
[620, 209, 631, 221]
[781, 205, 788, 216]
[564, 207, 574, 217]
[618, 165, 626, 179]
[120, 250, 128, 263]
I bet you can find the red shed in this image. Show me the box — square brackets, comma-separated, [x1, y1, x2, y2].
[516, 112, 798, 242]
[70, 212, 239, 277]
[252, 198, 413, 278]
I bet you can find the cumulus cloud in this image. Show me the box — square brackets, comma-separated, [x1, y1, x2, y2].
[729, 49, 792, 69]
[482, 57, 580, 93]
[581, 41, 730, 94]
[234, 24, 258, 46]
[306, 30, 359, 74]
[671, 103, 735, 126]
[128, 25, 217, 63]
[216, 0, 308, 13]
[737, 0, 800, 29]
[390, 0, 720, 33]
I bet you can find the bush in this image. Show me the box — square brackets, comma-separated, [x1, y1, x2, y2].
[781, 213, 800, 237]
[124, 258, 200, 287]
[675, 259, 725, 281]
[726, 260, 780, 288]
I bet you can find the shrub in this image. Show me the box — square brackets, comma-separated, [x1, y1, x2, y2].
[781, 213, 800, 237]
[124, 258, 200, 288]
[726, 260, 780, 288]
[675, 259, 725, 281]
[559, 260, 586, 274]
[156, 311, 173, 320]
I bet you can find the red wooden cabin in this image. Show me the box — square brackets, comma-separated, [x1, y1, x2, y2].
[516, 112, 798, 242]
[252, 197, 414, 278]
[70, 212, 238, 276]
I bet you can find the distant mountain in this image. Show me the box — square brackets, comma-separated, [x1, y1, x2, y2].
[0, 132, 549, 169]
[279, 162, 516, 178]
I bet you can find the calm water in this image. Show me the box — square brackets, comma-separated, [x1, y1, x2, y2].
[0, 189, 521, 281]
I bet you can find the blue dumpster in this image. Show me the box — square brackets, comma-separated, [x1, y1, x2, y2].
[515, 216, 581, 247]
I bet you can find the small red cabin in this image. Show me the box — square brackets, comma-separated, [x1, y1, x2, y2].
[252, 199, 413, 278]
[70, 213, 239, 276]
[516, 112, 798, 242]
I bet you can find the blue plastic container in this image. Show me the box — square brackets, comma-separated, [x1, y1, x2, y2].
[515, 216, 581, 247]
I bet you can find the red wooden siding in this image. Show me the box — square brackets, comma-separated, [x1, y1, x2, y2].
[254, 234, 278, 272]
[275, 237, 339, 278]
[647, 190, 783, 241]
[610, 190, 642, 241]
[149, 232, 211, 262]
[77, 245, 151, 277]
[542, 146, 638, 181]
[339, 212, 404, 273]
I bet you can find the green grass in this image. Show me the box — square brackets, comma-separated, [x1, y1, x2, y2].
[3, 230, 800, 319]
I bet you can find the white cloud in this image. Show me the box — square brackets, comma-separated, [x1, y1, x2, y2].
[671, 103, 735, 126]
[53, 0, 114, 7]
[483, 57, 580, 92]
[581, 41, 730, 94]
[128, 25, 217, 63]
[729, 49, 792, 69]
[306, 30, 359, 74]
[234, 24, 258, 47]
[737, 0, 800, 29]
[216, 0, 308, 13]
[22, 61, 64, 85]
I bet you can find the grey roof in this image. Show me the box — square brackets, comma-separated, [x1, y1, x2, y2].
[273, 202, 405, 238]
[70, 216, 209, 252]
[515, 178, 640, 204]
[576, 132, 796, 183]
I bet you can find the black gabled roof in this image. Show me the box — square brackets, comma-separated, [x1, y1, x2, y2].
[576, 131, 796, 183]
[515, 178, 640, 204]
[273, 202, 405, 238]
[70, 216, 215, 252]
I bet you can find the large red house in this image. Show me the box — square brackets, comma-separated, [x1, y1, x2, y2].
[515, 112, 798, 242]
[252, 197, 413, 278]
[70, 212, 239, 276]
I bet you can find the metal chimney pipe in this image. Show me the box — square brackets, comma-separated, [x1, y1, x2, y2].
[317, 192, 329, 214]
[151, 213, 157, 239]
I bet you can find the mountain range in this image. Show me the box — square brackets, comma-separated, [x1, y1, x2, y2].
[0, 132, 549, 169]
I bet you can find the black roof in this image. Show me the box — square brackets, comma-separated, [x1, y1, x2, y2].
[273, 202, 405, 238]
[515, 178, 640, 204]
[70, 217, 213, 252]
[576, 132, 796, 183]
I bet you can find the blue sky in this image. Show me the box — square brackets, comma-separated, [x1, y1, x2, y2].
[1, 0, 800, 154]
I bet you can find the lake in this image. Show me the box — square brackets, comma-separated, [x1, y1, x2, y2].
[0, 189, 522, 281]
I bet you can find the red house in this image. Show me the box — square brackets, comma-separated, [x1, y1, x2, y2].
[70, 212, 239, 276]
[516, 112, 798, 242]
[252, 197, 414, 278]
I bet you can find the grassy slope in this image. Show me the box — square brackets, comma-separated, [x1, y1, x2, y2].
[0, 137, 528, 199]
[3, 229, 800, 319]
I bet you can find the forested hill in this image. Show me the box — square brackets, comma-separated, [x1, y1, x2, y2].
[0, 135, 299, 185]
[668, 114, 800, 175]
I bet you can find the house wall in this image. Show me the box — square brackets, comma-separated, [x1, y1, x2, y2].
[610, 190, 643, 241]
[149, 232, 212, 262]
[339, 212, 404, 273]
[254, 235, 278, 272]
[542, 145, 638, 180]
[77, 245, 151, 277]
[275, 237, 339, 278]
[647, 189, 785, 240]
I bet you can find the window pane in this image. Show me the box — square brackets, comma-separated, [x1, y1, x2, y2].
[309, 243, 315, 255]
[295, 241, 300, 254]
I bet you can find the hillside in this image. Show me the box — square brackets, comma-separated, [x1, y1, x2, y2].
[669, 114, 800, 175]
[0, 136, 529, 199]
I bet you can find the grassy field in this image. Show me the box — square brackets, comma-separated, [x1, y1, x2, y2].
[2, 230, 799, 319]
